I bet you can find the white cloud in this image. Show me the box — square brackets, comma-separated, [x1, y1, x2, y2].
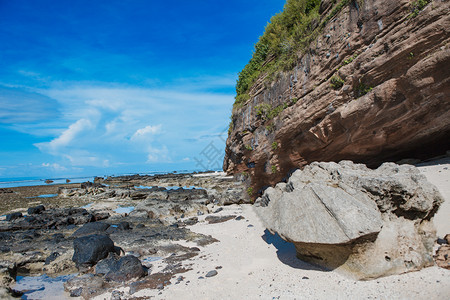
[21, 80, 233, 170]
[0, 85, 60, 124]
[131, 124, 162, 140]
[42, 162, 67, 171]
[35, 118, 93, 153]
[147, 146, 170, 163]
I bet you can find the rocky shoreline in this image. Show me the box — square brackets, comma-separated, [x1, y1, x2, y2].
[0, 164, 449, 299]
[0, 171, 246, 299]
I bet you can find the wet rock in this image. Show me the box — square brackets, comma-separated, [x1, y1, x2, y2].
[72, 234, 115, 269]
[96, 253, 146, 282]
[24, 216, 37, 224]
[64, 274, 105, 298]
[5, 212, 22, 222]
[117, 222, 131, 230]
[44, 252, 60, 265]
[28, 205, 45, 215]
[72, 222, 110, 237]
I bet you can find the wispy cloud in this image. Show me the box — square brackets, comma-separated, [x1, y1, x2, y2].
[131, 124, 162, 141]
[0, 86, 60, 124]
[20, 81, 233, 172]
[42, 162, 67, 172]
[36, 118, 93, 154]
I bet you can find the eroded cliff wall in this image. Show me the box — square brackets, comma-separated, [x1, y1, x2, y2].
[224, 0, 450, 197]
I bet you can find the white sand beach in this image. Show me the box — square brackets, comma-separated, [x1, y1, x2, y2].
[101, 159, 450, 300]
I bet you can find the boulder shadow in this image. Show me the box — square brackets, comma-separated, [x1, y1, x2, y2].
[261, 229, 327, 271]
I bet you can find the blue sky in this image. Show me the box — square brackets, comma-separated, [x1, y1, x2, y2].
[0, 0, 285, 179]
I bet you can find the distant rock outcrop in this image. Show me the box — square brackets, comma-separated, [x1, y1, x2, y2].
[224, 0, 450, 198]
[255, 161, 443, 279]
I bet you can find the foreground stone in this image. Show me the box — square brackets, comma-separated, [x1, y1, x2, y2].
[255, 161, 444, 280]
[72, 234, 116, 269]
[96, 253, 147, 282]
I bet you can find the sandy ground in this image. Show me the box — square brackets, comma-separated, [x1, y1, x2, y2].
[96, 159, 450, 300]
[417, 157, 450, 238]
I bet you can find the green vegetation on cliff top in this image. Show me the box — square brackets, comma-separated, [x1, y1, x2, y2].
[234, 0, 351, 108]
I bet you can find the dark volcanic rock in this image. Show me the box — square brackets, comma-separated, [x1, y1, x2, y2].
[96, 253, 146, 282]
[5, 212, 22, 222]
[72, 234, 115, 269]
[44, 252, 60, 265]
[0, 207, 100, 233]
[117, 222, 131, 230]
[72, 222, 110, 237]
[28, 205, 45, 215]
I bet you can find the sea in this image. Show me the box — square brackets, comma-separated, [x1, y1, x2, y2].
[0, 176, 98, 188]
[0, 169, 215, 189]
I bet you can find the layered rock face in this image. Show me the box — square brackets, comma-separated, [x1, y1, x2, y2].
[255, 161, 443, 279]
[224, 0, 450, 196]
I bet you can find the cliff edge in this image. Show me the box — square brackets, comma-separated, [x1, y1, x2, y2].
[224, 0, 450, 197]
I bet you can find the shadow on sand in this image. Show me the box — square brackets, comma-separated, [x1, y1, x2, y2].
[261, 229, 326, 271]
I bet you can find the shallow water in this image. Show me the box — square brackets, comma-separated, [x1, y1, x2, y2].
[114, 206, 135, 214]
[14, 274, 76, 300]
[135, 185, 203, 190]
[81, 202, 93, 209]
[37, 194, 58, 198]
[0, 176, 95, 188]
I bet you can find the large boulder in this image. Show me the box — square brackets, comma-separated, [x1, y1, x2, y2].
[255, 161, 444, 280]
[72, 234, 115, 269]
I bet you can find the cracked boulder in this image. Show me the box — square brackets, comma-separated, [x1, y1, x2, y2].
[255, 161, 443, 279]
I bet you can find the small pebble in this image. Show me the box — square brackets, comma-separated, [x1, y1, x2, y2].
[205, 270, 218, 277]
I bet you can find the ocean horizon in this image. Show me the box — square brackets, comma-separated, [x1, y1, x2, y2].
[0, 168, 221, 189]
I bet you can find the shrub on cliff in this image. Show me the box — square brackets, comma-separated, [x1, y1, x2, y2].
[235, 0, 325, 107]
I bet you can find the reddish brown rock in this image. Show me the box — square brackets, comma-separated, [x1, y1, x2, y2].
[224, 0, 450, 197]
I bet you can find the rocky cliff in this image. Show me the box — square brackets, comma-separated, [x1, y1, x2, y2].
[224, 0, 450, 197]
